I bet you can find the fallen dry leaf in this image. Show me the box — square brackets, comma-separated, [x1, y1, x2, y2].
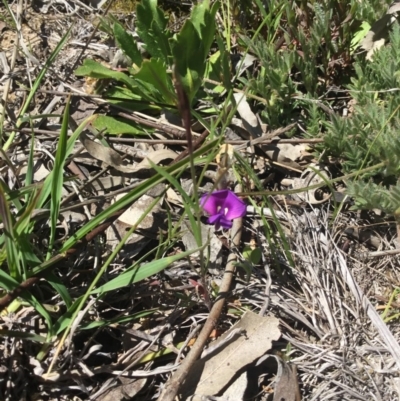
[256, 354, 301, 401]
[96, 377, 147, 401]
[262, 145, 303, 172]
[133, 148, 177, 172]
[115, 193, 162, 229]
[233, 93, 263, 138]
[292, 164, 332, 204]
[105, 190, 165, 257]
[181, 221, 223, 265]
[360, 2, 400, 60]
[80, 132, 123, 167]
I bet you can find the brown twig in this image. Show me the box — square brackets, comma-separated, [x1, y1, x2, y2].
[3, 127, 322, 146]
[112, 110, 193, 139]
[157, 205, 244, 401]
[169, 129, 210, 166]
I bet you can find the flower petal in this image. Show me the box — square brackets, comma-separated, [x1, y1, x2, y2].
[223, 191, 247, 220]
[200, 190, 229, 215]
[208, 214, 222, 225]
[219, 216, 232, 229]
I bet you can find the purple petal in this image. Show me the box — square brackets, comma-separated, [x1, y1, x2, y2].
[200, 190, 230, 215]
[219, 216, 233, 229]
[208, 214, 222, 225]
[201, 189, 246, 229]
[223, 191, 247, 220]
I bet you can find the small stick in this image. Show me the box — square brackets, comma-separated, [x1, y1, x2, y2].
[3, 127, 323, 145]
[157, 204, 244, 401]
[169, 129, 209, 166]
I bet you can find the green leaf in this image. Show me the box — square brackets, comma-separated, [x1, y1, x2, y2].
[190, 0, 219, 61]
[0, 268, 20, 291]
[104, 86, 162, 112]
[134, 58, 175, 104]
[113, 22, 143, 68]
[0, 329, 47, 343]
[216, 35, 232, 90]
[235, 261, 253, 283]
[37, 115, 96, 208]
[48, 99, 70, 256]
[80, 309, 155, 330]
[171, 1, 219, 101]
[93, 115, 145, 135]
[53, 296, 83, 335]
[43, 271, 72, 308]
[75, 59, 138, 92]
[172, 21, 202, 101]
[351, 21, 371, 54]
[0, 247, 7, 267]
[243, 245, 262, 265]
[91, 247, 202, 294]
[149, 161, 202, 247]
[25, 134, 35, 189]
[136, 0, 171, 60]
[24, 292, 54, 337]
[14, 190, 41, 237]
[0, 185, 20, 279]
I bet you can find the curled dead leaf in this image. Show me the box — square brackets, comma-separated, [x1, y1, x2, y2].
[292, 164, 332, 204]
[80, 132, 123, 166]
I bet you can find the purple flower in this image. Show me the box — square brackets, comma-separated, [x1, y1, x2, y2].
[200, 189, 246, 229]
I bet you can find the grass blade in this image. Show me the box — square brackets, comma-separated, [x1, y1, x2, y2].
[149, 161, 202, 247]
[3, 25, 73, 151]
[0, 185, 21, 279]
[91, 247, 202, 294]
[57, 139, 218, 255]
[37, 115, 97, 209]
[0, 329, 47, 343]
[47, 97, 70, 258]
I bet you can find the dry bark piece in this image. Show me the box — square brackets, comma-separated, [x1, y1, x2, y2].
[211, 371, 248, 401]
[180, 311, 281, 399]
[262, 144, 303, 172]
[115, 193, 162, 229]
[132, 149, 178, 172]
[105, 220, 151, 258]
[70, 98, 98, 126]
